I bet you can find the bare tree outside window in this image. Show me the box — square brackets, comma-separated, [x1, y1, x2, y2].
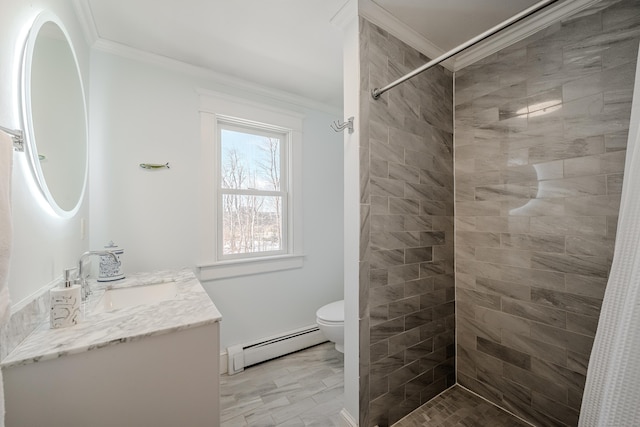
[219, 126, 285, 256]
[259, 137, 282, 247]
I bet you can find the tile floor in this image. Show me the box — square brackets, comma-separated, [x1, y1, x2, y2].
[392, 385, 532, 427]
[220, 343, 531, 427]
[220, 343, 344, 426]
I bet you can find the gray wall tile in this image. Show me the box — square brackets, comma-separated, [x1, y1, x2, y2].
[360, 17, 454, 426]
[360, 2, 637, 426]
[453, 1, 638, 425]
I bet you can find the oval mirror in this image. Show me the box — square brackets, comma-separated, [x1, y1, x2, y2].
[22, 12, 88, 217]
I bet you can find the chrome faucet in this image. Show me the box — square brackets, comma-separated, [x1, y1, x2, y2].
[77, 251, 118, 300]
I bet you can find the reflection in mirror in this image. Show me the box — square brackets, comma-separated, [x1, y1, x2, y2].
[22, 13, 88, 216]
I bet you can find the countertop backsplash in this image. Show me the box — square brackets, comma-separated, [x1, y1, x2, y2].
[0, 280, 54, 361]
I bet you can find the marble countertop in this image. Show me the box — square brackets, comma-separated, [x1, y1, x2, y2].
[1, 269, 221, 369]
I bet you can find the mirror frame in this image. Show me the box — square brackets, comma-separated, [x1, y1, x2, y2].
[21, 11, 89, 218]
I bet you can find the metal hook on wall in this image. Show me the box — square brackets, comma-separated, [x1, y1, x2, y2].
[330, 116, 354, 134]
[0, 125, 24, 151]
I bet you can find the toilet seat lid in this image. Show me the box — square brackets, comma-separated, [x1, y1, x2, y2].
[316, 300, 344, 322]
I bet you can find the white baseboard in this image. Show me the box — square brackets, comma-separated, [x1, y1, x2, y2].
[220, 350, 228, 375]
[220, 325, 328, 376]
[226, 325, 326, 375]
[339, 408, 358, 427]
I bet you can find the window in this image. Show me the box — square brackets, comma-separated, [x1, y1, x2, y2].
[217, 120, 288, 259]
[198, 90, 304, 280]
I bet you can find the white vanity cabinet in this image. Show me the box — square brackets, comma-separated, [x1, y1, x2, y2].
[4, 323, 220, 427]
[1, 270, 222, 427]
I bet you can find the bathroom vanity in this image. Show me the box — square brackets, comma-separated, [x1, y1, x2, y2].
[1, 270, 222, 427]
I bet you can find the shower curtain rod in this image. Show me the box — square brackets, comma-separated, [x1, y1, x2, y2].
[371, 0, 559, 100]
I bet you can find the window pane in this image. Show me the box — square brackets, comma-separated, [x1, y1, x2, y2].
[222, 194, 283, 255]
[220, 128, 281, 191]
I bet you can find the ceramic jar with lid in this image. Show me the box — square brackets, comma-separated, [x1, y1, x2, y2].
[98, 241, 125, 282]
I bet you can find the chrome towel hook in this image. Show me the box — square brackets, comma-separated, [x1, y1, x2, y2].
[0, 125, 24, 151]
[330, 116, 354, 134]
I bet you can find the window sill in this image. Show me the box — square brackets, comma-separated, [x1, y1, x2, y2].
[196, 254, 305, 281]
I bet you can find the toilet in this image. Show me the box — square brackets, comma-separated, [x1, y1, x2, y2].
[316, 300, 344, 353]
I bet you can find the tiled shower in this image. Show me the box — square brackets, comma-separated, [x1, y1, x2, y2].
[358, 0, 640, 426]
[359, 16, 456, 427]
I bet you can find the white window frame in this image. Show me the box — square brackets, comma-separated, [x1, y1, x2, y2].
[216, 119, 289, 260]
[197, 90, 304, 280]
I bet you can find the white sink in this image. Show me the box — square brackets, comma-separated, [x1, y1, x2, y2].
[93, 280, 178, 313]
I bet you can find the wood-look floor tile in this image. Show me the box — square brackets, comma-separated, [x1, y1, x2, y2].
[222, 344, 536, 427]
[220, 343, 344, 427]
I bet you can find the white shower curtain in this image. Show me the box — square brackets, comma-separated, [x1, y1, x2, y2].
[579, 44, 640, 426]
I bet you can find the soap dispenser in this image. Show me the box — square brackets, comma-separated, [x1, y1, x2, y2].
[50, 268, 81, 329]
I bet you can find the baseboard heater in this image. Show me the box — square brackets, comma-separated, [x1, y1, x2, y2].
[227, 324, 327, 375]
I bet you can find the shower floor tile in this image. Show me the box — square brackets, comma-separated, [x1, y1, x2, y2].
[392, 385, 532, 427]
[220, 342, 344, 426]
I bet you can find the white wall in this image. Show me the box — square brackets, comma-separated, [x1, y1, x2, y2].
[339, 3, 361, 422]
[0, 1, 90, 307]
[89, 50, 344, 350]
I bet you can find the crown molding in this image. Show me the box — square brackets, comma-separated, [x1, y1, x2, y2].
[92, 39, 342, 116]
[358, 0, 454, 71]
[330, 0, 358, 31]
[452, 0, 602, 70]
[72, 0, 600, 109]
[72, 0, 341, 114]
[71, 0, 99, 46]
